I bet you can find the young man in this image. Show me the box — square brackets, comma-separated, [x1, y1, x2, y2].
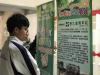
[0, 13, 40, 75]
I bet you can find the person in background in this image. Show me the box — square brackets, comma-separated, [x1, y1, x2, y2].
[29, 35, 37, 58]
[0, 13, 40, 75]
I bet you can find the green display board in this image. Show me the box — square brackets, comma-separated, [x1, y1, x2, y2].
[37, 1, 54, 75]
[57, 0, 92, 75]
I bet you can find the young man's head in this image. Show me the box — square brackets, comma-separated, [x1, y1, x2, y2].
[7, 13, 29, 41]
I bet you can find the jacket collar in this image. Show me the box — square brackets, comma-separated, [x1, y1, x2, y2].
[9, 36, 24, 46]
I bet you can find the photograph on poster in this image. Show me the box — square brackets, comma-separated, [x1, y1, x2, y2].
[57, 61, 80, 75]
[57, 61, 89, 75]
[57, 0, 89, 17]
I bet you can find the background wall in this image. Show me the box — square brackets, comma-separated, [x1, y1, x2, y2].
[0, 12, 13, 49]
[26, 14, 37, 42]
[0, 0, 52, 7]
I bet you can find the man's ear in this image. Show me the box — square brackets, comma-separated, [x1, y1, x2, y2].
[14, 27, 19, 34]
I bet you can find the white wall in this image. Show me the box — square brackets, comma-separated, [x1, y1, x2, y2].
[92, 0, 100, 10]
[26, 14, 37, 42]
[0, 12, 14, 49]
[0, 0, 52, 7]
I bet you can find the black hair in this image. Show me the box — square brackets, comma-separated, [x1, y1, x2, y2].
[6, 13, 29, 33]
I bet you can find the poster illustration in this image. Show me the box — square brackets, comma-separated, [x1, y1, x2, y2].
[57, 0, 89, 17]
[57, 0, 92, 75]
[37, 1, 54, 75]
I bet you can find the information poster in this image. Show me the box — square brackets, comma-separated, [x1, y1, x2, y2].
[37, 1, 54, 75]
[57, 0, 92, 75]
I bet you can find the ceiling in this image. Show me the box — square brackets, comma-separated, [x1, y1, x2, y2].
[0, 0, 52, 14]
[0, 0, 99, 14]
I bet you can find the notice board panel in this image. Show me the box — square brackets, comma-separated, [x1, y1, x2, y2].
[37, 1, 54, 75]
[57, 0, 92, 75]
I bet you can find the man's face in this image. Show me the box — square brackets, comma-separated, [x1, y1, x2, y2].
[14, 26, 29, 41]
